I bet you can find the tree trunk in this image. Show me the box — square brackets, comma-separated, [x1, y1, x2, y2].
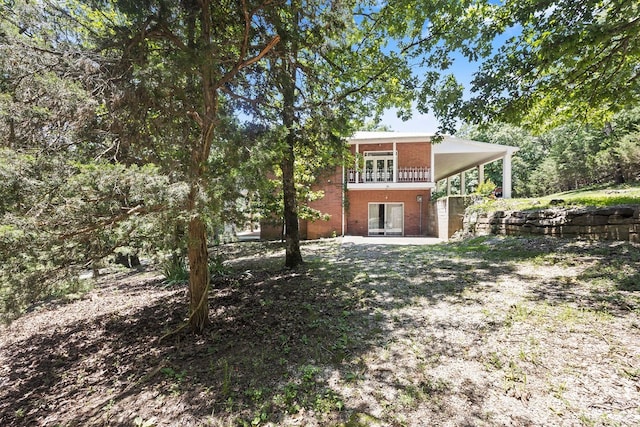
[613, 159, 626, 184]
[282, 139, 303, 268]
[188, 215, 210, 333]
[8, 118, 15, 148]
[280, 33, 303, 267]
[185, 0, 215, 333]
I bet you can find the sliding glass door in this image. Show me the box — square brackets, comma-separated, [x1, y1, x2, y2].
[368, 203, 403, 236]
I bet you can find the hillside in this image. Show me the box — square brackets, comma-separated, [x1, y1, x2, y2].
[470, 184, 640, 213]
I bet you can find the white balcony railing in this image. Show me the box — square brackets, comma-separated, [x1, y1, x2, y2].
[347, 167, 431, 184]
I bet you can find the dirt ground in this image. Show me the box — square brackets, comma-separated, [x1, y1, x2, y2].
[1, 236, 639, 426]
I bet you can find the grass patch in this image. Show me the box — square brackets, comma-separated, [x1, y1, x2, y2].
[468, 183, 640, 213]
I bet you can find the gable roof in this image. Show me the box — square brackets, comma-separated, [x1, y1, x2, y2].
[348, 131, 518, 181]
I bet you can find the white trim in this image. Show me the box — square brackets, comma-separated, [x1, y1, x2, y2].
[349, 131, 433, 144]
[354, 142, 359, 183]
[363, 150, 394, 156]
[362, 151, 395, 183]
[347, 182, 435, 191]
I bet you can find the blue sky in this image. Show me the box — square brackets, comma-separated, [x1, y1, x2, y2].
[381, 107, 440, 133]
[379, 50, 480, 133]
[379, 19, 519, 134]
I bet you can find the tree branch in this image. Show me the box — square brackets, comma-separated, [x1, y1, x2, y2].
[216, 35, 281, 90]
[58, 204, 167, 240]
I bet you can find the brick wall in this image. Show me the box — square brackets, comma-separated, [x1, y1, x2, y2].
[346, 189, 431, 236]
[349, 142, 431, 169]
[305, 166, 343, 239]
[398, 142, 431, 168]
[297, 141, 434, 239]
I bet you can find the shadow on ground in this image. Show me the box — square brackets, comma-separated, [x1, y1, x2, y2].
[1, 236, 638, 426]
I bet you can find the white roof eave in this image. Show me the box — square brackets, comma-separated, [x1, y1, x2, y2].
[348, 131, 435, 144]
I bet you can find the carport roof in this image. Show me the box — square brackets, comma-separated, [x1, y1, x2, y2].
[349, 131, 518, 181]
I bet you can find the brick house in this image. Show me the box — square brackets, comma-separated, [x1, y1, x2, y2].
[262, 131, 518, 240]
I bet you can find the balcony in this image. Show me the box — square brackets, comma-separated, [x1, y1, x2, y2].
[346, 167, 433, 190]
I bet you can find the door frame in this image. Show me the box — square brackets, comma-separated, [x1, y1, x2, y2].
[363, 151, 395, 182]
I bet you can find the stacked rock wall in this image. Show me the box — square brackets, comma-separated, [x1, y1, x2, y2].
[464, 205, 640, 243]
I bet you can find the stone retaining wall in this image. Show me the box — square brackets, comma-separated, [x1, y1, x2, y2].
[463, 205, 640, 243]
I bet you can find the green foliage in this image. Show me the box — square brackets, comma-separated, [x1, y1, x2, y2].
[0, 0, 100, 152]
[373, 0, 640, 133]
[242, 0, 420, 263]
[460, 0, 640, 131]
[460, 107, 640, 197]
[365, 0, 498, 133]
[209, 254, 230, 278]
[271, 364, 344, 416]
[0, 149, 187, 321]
[161, 255, 190, 286]
[475, 179, 496, 197]
[459, 123, 545, 197]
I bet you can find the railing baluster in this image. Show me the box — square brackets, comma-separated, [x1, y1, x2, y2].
[349, 167, 432, 184]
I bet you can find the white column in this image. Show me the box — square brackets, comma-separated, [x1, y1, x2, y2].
[446, 177, 451, 196]
[460, 171, 466, 195]
[355, 143, 359, 183]
[430, 143, 435, 182]
[503, 152, 513, 198]
[393, 141, 398, 182]
[478, 164, 484, 185]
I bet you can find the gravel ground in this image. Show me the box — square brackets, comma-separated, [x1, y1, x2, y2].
[1, 236, 639, 426]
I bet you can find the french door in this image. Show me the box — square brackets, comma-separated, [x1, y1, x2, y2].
[364, 153, 394, 182]
[368, 203, 404, 236]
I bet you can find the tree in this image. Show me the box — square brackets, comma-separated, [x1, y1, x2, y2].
[0, 1, 168, 319]
[461, 0, 640, 131]
[461, 107, 640, 197]
[0, 0, 103, 153]
[458, 123, 546, 197]
[361, 0, 499, 133]
[83, 0, 280, 332]
[250, 0, 510, 266]
[247, 1, 416, 267]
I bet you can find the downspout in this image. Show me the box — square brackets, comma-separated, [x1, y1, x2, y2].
[418, 196, 423, 236]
